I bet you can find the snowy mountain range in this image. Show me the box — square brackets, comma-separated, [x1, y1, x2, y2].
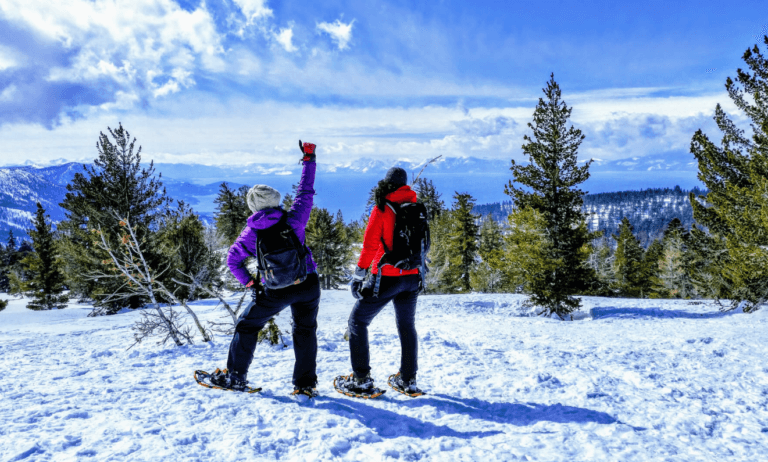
[0, 158, 703, 242]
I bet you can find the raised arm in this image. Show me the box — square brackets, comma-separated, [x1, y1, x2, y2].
[286, 142, 317, 235]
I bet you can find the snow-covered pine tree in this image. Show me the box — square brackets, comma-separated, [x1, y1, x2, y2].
[59, 123, 171, 313]
[19, 203, 69, 310]
[504, 74, 597, 317]
[689, 36, 768, 312]
[612, 218, 646, 298]
[213, 183, 250, 245]
[438, 192, 479, 293]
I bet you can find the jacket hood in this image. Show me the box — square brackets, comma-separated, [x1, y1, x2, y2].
[246, 207, 284, 230]
[385, 185, 418, 204]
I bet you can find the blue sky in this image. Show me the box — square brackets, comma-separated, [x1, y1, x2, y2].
[0, 0, 766, 185]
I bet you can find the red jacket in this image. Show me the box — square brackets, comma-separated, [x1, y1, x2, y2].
[358, 186, 421, 277]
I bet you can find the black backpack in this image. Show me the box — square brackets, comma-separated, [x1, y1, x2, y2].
[378, 201, 431, 271]
[255, 213, 309, 290]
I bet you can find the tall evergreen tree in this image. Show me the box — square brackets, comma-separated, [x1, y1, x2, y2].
[155, 202, 222, 301]
[305, 207, 351, 290]
[471, 216, 505, 292]
[688, 37, 768, 311]
[504, 74, 597, 317]
[58, 123, 171, 312]
[439, 192, 479, 293]
[659, 218, 695, 298]
[19, 203, 69, 310]
[612, 218, 646, 298]
[214, 183, 251, 245]
[643, 239, 667, 298]
[413, 177, 445, 221]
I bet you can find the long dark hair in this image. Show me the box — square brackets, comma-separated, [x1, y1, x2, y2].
[374, 179, 404, 211]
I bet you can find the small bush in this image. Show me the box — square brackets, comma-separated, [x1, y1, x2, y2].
[257, 318, 286, 347]
[0, 299, 8, 311]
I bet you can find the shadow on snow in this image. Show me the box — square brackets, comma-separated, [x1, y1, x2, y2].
[268, 394, 502, 440]
[590, 306, 738, 320]
[401, 394, 620, 427]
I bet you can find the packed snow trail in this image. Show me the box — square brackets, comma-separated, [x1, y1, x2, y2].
[1, 292, 767, 461]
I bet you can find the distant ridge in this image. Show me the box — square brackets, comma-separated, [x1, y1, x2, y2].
[473, 186, 707, 247]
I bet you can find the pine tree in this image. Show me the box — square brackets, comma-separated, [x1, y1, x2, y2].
[58, 123, 171, 313]
[214, 183, 251, 245]
[438, 192, 479, 293]
[413, 177, 445, 221]
[688, 37, 768, 311]
[155, 202, 222, 301]
[305, 208, 351, 290]
[0, 232, 14, 293]
[612, 218, 646, 297]
[643, 239, 667, 298]
[19, 203, 69, 310]
[504, 74, 597, 317]
[587, 236, 616, 295]
[659, 218, 695, 298]
[471, 216, 505, 292]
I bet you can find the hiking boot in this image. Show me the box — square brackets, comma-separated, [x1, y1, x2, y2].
[209, 368, 248, 392]
[353, 372, 374, 391]
[389, 372, 423, 396]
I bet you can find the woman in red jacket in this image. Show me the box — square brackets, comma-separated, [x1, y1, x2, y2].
[335, 167, 424, 397]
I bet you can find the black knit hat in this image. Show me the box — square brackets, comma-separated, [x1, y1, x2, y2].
[384, 167, 408, 187]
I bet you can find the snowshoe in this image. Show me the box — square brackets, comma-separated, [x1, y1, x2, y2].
[194, 368, 262, 394]
[333, 373, 386, 399]
[291, 386, 319, 399]
[387, 372, 424, 397]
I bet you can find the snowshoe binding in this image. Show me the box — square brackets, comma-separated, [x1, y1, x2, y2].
[291, 386, 319, 399]
[333, 373, 386, 399]
[194, 368, 262, 394]
[387, 372, 424, 397]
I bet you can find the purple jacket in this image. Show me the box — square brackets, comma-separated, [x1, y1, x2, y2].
[226, 161, 317, 286]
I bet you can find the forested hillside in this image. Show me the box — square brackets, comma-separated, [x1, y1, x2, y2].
[473, 186, 706, 247]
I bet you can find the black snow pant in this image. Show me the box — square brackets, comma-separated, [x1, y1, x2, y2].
[227, 273, 320, 388]
[348, 274, 421, 382]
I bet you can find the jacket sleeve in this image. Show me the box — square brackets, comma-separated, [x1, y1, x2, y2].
[357, 207, 384, 270]
[227, 226, 257, 286]
[286, 160, 316, 233]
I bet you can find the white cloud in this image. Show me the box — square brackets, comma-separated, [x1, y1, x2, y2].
[0, 45, 19, 71]
[317, 19, 354, 50]
[0, 84, 17, 101]
[0, 0, 224, 102]
[232, 0, 272, 25]
[274, 26, 297, 53]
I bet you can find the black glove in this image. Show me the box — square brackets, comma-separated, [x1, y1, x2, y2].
[246, 277, 262, 299]
[298, 140, 316, 162]
[350, 266, 366, 300]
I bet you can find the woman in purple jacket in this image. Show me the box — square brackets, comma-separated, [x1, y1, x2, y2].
[210, 141, 320, 397]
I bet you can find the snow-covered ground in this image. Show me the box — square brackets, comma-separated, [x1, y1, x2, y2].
[1, 291, 767, 461]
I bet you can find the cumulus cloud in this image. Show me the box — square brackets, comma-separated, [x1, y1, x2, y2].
[274, 26, 297, 53]
[0, 0, 225, 124]
[317, 19, 354, 50]
[232, 0, 272, 25]
[0, 45, 19, 71]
